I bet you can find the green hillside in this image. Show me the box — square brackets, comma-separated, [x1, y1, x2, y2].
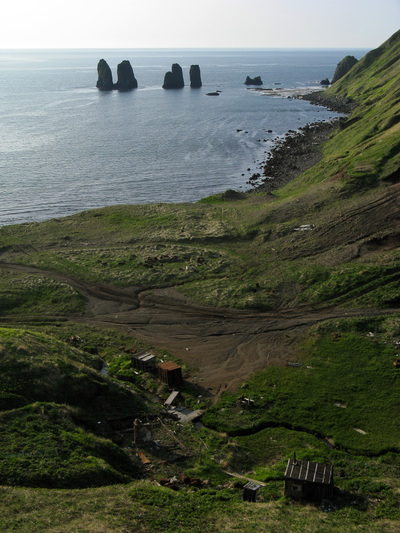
[0, 327, 152, 487]
[292, 29, 400, 194]
[1, 30, 400, 532]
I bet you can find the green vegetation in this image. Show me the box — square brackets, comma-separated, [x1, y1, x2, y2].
[0, 326, 155, 488]
[0, 327, 148, 415]
[0, 29, 400, 532]
[281, 30, 400, 197]
[0, 402, 141, 488]
[204, 317, 400, 455]
[0, 270, 85, 316]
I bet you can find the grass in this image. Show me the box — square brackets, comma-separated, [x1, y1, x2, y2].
[0, 327, 149, 416]
[0, 28, 400, 533]
[0, 270, 85, 316]
[1, 320, 399, 528]
[2, 187, 400, 312]
[0, 402, 141, 488]
[0, 326, 158, 488]
[203, 316, 400, 455]
[0, 474, 399, 532]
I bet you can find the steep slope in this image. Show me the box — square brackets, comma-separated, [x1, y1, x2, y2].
[296, 29, 400, 193]
[0, 327, 148, 487]
[1, 33, 400, 528]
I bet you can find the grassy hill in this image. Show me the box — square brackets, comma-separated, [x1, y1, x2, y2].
[296, 29, 400, 193]
[0, 326, 153, 488]
[1, 30, 400, 532]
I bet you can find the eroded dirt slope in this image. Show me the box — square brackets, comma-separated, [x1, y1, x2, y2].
[0, 262, 394, 397]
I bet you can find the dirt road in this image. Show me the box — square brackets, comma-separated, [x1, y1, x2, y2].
[0, 262, 393, 396]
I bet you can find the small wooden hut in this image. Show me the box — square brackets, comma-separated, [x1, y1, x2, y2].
[131, 351, 156, 372]
[284, 455, 334, 502]
[243, 482, 261, 502]
[158, 361, 182, 387]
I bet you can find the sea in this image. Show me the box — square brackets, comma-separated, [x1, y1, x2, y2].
[0, 48, 368, 227]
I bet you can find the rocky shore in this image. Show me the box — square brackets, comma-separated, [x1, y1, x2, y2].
[300, 91, 357, 114]
[251, 89, 358, 194]
[253, 120, 340, 193]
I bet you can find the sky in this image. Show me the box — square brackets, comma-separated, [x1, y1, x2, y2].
[1, 0, 399, 49]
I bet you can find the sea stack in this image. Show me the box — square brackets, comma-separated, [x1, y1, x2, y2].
[96, 59, 114, 91]
[190, 65, 202, 88]
[244, 76, 263, 86]
[331, 55, 358, 84]
[162, 63, 184, 89]
[114, 60, 138, 91]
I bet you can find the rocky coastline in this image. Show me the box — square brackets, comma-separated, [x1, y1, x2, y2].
[250, 50, 360, 194]
[253, 119, 340, 194]
[299, 91, 357, 114]
[248, 85, 360, 194]
[95, 51, 358, 196]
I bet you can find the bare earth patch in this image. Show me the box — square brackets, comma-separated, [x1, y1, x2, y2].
[1, 262, 395, 399]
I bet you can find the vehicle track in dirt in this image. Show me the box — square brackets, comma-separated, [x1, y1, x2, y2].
[0, 261, 396, 396]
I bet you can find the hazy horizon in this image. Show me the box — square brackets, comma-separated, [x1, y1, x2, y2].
[0, 46, 374, 51]
[1, 0, 398, 50]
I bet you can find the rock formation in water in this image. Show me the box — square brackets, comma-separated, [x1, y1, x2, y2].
[320, 78, 330, 86]
[96, 59, 114, 91]
[244, 76, 263, 86]
[331, 55, 358, 84]
[162, 63, 184, 89]
[190, 65, 202, 88]
[114, 60, 138, 91]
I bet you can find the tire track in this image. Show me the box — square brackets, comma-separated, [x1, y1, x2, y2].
[0, 261, 397, 396]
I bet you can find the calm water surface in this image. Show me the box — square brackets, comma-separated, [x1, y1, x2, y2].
[0, 48, 368, 226]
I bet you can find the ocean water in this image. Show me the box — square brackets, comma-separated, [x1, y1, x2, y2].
[0, 48, 367, 226]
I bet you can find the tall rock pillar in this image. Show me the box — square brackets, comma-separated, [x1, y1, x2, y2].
[114, 60, 138, 91]
[96, 59, 114, 91]
[190, 65, 202, 88]
[162, 63, 184, 89]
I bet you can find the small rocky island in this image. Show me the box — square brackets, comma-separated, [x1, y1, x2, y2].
[114, 60, 138, 91]
[190, 65, 202, 88]
[96, 59, 138, 91]
[97, 60, 203, 90]
[331, 55, 358, 84]
[162, 63, 185, 89]
[96, 59, 114, 91]
[244, 76, 263, 86]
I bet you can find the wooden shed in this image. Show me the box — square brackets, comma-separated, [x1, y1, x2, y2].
[284, 456, 334, 502]
[243, 482, 261, 502]
[131, 351, 156, 372]
[158, 361, 182, 387]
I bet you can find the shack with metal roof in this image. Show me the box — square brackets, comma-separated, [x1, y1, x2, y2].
[243, 482, 261, 502]
[131, 351, 156, 372]
[158, 361, 182, 387]
[284, 455, 334, 501]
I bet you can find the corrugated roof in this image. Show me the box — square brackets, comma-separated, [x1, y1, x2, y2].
[284, 459, 333, 485]
[158, 361, 181, 371]
[132, 350, 150, 360]
[142, 354, 156, 362]
[244, 482, 261, 491]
